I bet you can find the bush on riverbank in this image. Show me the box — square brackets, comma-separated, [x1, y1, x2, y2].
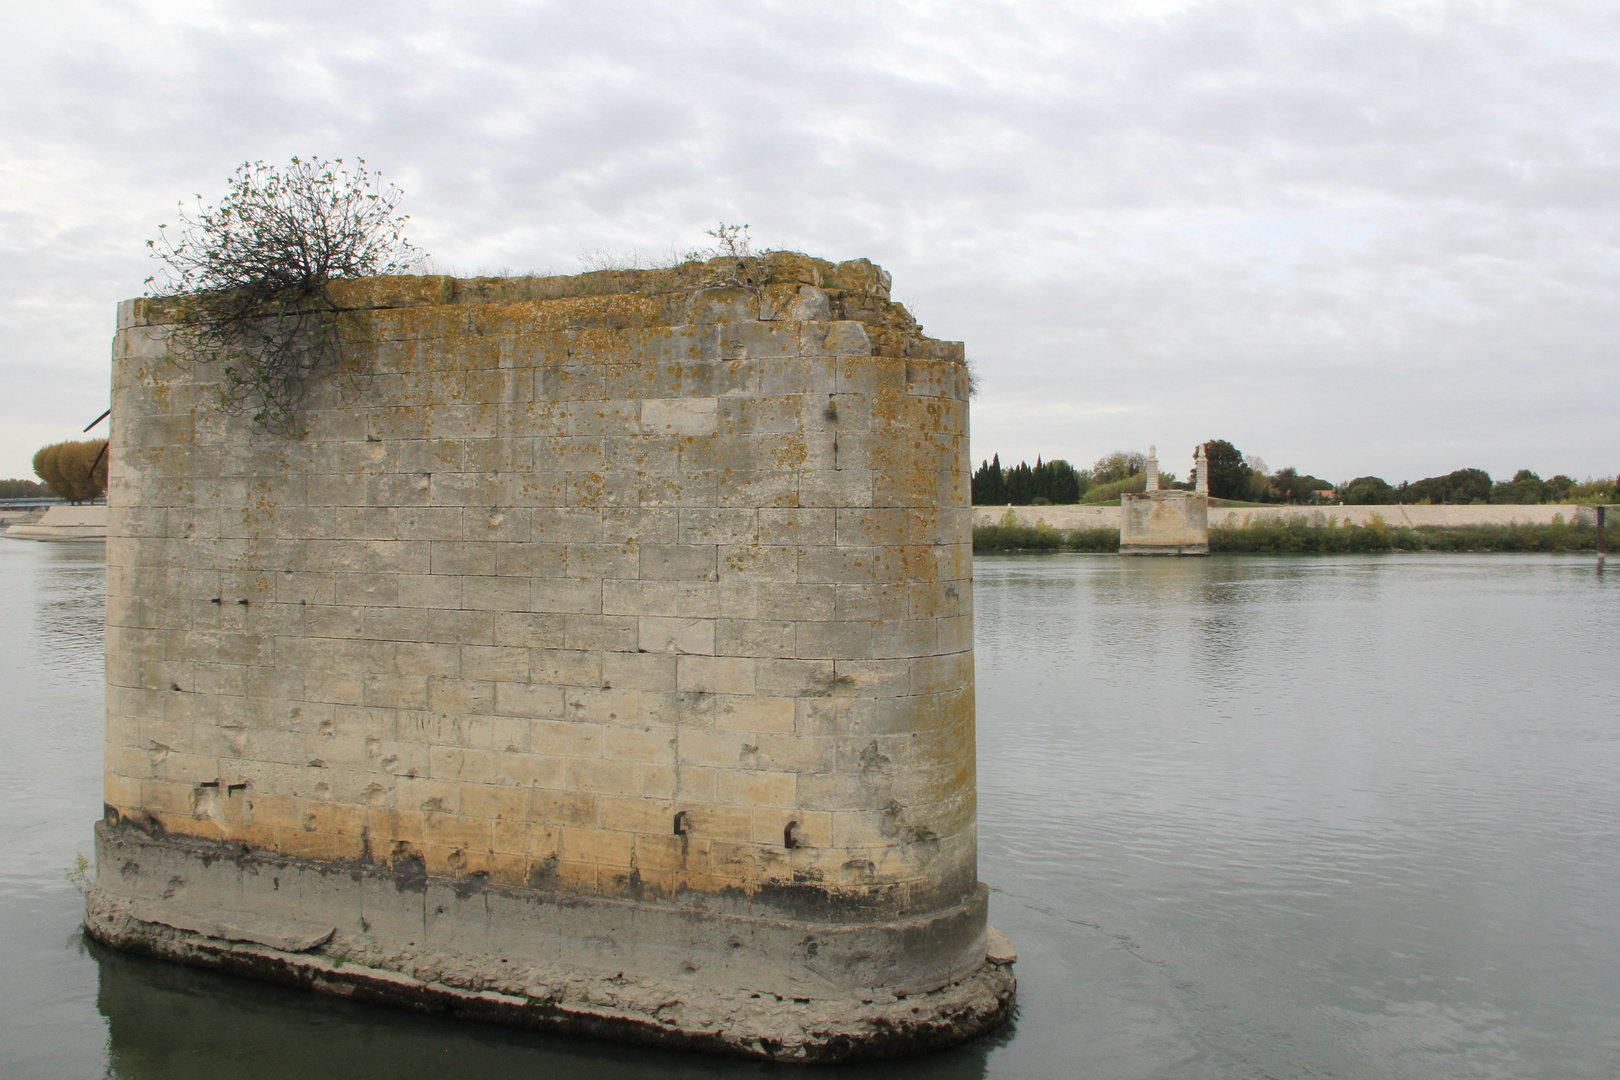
[1211, 515, 1414, 552]
[972, 512, 1119, 552]
[972, 514, 1613, 554]
[1082, 472, 1149, 503]
[1409, 521, 1608, 553]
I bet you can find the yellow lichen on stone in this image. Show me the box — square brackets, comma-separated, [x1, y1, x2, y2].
[104, 263, 977, 916]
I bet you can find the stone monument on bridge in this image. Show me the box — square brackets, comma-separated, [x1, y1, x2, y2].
[83, 254, 1014, 1061]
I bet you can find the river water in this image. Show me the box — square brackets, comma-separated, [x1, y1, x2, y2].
[2, 542, 1617, 1079]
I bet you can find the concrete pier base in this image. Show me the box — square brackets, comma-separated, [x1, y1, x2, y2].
[84, 822, 1015, 1062]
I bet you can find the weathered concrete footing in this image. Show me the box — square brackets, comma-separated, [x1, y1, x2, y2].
[86, 823, 1015, 1062]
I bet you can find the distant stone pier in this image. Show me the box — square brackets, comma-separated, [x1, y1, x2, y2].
[1119, 445, 1210, 555]
[84, 255, 1014, 1061]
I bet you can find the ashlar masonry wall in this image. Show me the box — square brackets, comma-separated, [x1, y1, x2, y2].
[88, 255, 1012, 1061]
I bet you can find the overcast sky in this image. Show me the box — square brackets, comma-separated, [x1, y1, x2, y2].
[2, 0, 1617, 486]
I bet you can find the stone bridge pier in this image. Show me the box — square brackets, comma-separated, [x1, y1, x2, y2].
[83, 254, 1014, 1061]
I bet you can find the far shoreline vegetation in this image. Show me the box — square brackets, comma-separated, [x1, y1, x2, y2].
[972, 440, 1620, 508]
[0, 478, 49, 499]
[974, 510, 1612, 555]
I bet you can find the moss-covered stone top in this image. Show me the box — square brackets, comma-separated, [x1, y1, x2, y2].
[119, 252, 961, 364]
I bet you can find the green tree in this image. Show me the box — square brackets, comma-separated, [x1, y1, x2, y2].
[972, 455, 1088, 505]
[971, 455, 1007, 504]
[1566, 476, 1619, 503]
[0, 478, 47, 498]
[1343, 476, 1396, 505]
[1203, 440, 1251, 499]
[1450, 468, 1495, 503]
[1401, 468, 1492, 504]
[1092, 450, 1146, 485]
[1033, 458, 1086, 503]
[1005, 460, 1034, 503]
[1270, 467, 1333, 504]
[1491, 469, 1547, 504]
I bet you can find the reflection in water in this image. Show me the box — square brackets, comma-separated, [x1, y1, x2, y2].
[5, 547, 1620, 1079]
[30, 566, 105, 676]
[973, 553, 1620, 1079]
[28, 544, 107, 675]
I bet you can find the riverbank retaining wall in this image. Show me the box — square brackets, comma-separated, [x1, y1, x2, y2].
[977, 503, 1597, 530]
[87, 256, 1013, 1061]
[4, 505, 107, 541]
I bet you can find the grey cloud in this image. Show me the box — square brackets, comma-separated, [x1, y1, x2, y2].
[1, 0, 1616, 483]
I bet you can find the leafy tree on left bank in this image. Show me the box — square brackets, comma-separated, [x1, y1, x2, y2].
[1488, 469, 1578, 504]
[32, 440, 108, 502]
[1268, 466, 1335, 504]
[1091, 450, 1146, 485]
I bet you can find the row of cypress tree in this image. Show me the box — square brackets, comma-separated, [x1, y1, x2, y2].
[970, 455, 1087, 505]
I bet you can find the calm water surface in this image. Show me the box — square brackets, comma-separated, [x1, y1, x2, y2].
[2, 543, 1617, 1078]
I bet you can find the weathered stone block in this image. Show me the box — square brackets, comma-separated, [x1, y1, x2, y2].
[637, 615, 715, 655]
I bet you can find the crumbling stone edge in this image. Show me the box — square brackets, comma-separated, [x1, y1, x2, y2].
[83, 888, 1015, 1063]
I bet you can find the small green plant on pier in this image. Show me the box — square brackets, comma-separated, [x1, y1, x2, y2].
[66, 852, 91, 896]
[685, 222, 774, 292]
[146, 157, 424, 437]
